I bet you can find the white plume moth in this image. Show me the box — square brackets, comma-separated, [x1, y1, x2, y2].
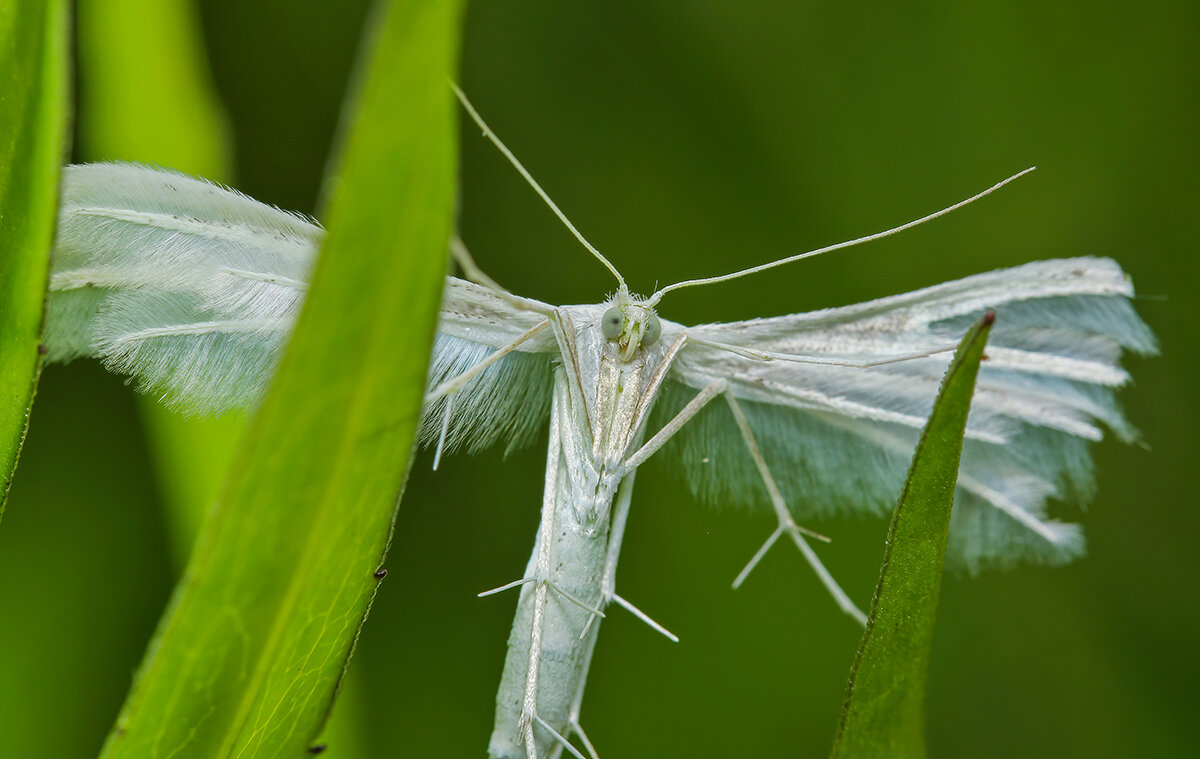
[44, 93, 1154, 758]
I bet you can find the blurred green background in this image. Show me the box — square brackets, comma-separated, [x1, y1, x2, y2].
[1, 1, 1195, 757]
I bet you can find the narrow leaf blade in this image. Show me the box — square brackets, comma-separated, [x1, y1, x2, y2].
[76, 0, 230, 178]
[98, 0, 463, 756]
[831, 313, 995, 759]
[0, 0, 70, 520]
[75, 0, 242, 562]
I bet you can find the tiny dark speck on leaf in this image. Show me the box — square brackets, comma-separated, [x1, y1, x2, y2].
[36, 343, 48, 355]
[308, 744, 327, 755]
[373, 568, 388, 579]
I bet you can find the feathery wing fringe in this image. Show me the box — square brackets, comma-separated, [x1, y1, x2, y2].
[420, 335, 554, 455]
[45, 163, 1154, 572]
[48, 163, 318, 412]
[661, 258, 1155, 572]
[48, 163, 554, 421]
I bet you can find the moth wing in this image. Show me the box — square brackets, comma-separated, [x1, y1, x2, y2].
[48, 163, 560, 443]
[661, 258, 1155, 572]
[422, 278, 558, 455]
[48, 163, 319, 414]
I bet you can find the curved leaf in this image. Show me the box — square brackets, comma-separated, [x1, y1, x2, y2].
[0, 0, 70, 520]
[98, 0, 463, 755]
[831, 313, 994, 759]
[75, 0, 242, 562]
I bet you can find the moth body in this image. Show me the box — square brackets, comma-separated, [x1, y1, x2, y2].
[489, 306, 680, 758]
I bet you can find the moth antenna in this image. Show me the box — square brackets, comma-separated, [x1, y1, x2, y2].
[450, 237, 557, 318]
[647, 166, 1037, 306]
[450, 235, 512, 296]
[452, 84, 628, 292]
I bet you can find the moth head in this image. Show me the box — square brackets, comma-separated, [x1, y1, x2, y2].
[601, 300, 662, 361]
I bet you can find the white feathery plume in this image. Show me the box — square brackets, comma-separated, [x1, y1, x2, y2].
[45, 162, 1156, 571]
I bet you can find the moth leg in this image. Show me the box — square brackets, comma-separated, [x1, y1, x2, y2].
[566, 474, 653, 759]
[477, 576, 535, 597]
[519, 573, 550, 759]
[574, 418, 697, 643]
[547, 582, 606, 618]
[623, 378, 728, 472]
[479, 576, 605, 620]
[608, 594, 677, 641]
[502, 574, 602, 759]
[514, 580, 596, 759]
[532, 714, 589, 759]
[570, 720, 600, 759]
[578, 379, 732, 645]
[450, 236, 556, 316]
[449, 235, 508, 292]
[723, 392, 868, 626]
[431, 391, 455, 470]
[425, 318, 551, 405]
[425, 318, 552, 470]
[515, 451, 602, 759]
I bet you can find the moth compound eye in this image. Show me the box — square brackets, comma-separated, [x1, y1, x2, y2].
[642, 313, 662, 346]
[601, 307, 624, 339]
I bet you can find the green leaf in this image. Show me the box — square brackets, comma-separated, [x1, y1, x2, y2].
[75, 0, 243, 562]
[830, 312, 995, 759]
[97, 0, 463, 755]
[0, 0, 70, 521]
[78, 4, 370, 753]
[76, 0, 231, 179]
[76, 0, 246, 574]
